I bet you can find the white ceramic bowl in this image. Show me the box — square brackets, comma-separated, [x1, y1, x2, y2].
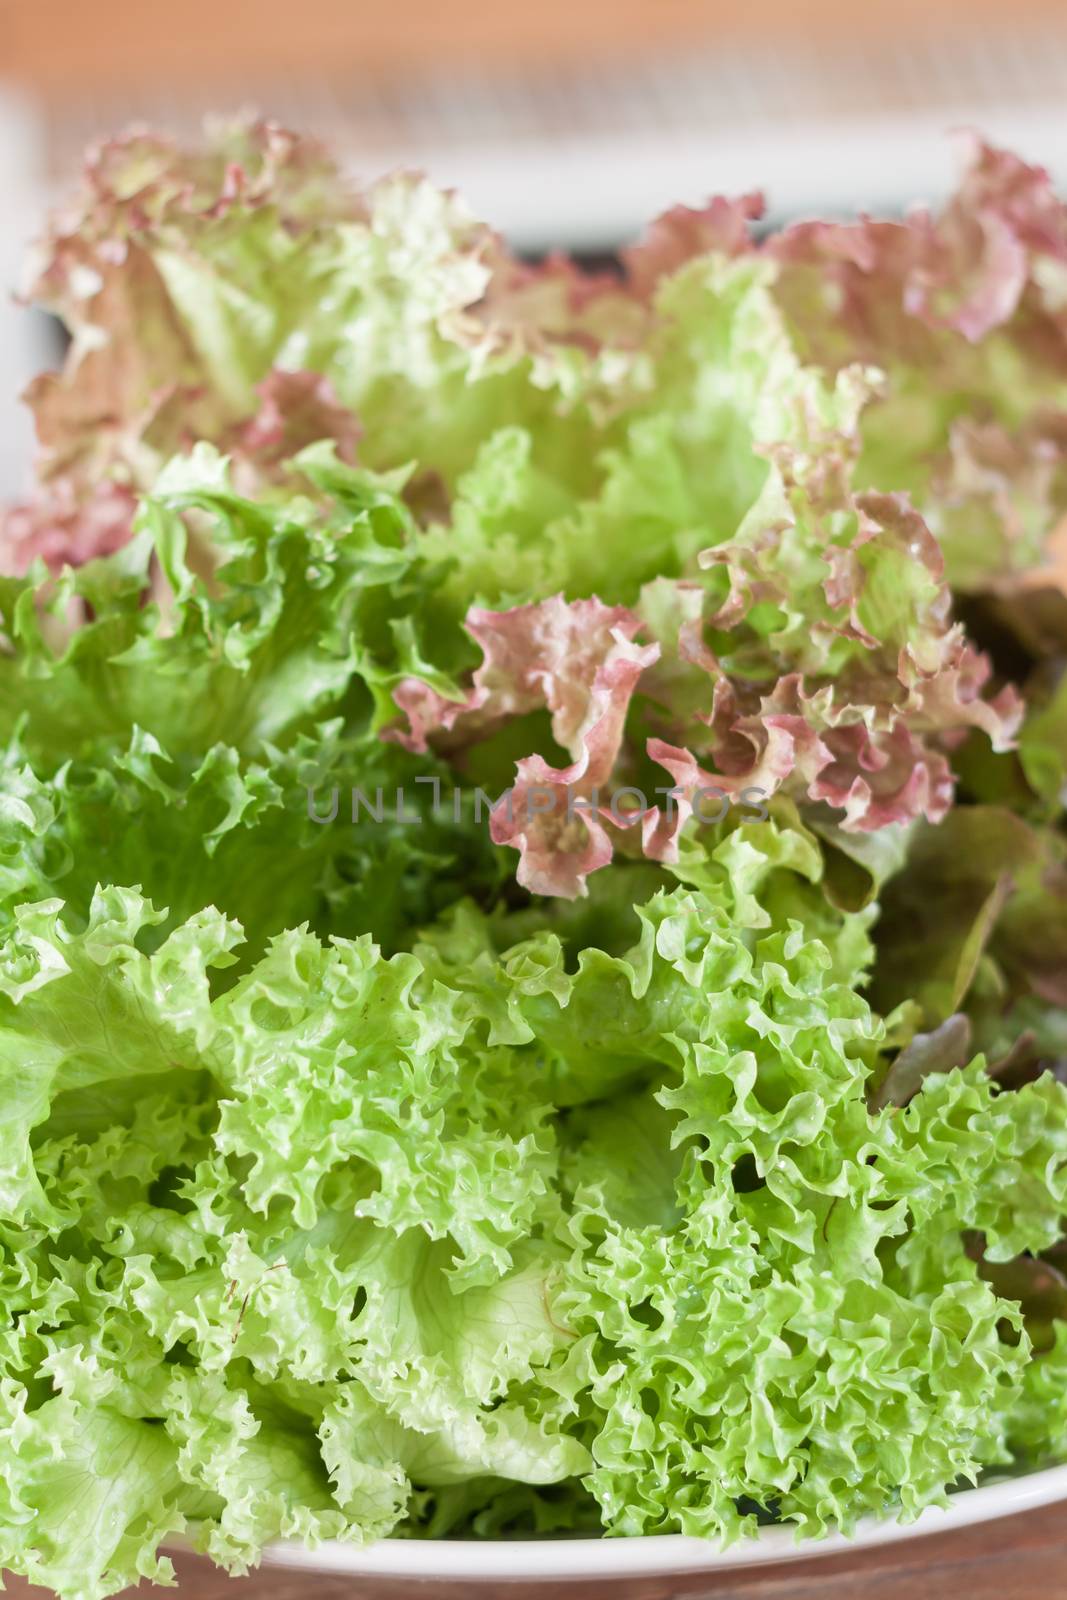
[258, 1463, 1067, 1589]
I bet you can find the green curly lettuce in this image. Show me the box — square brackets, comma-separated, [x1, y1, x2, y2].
[1, 119, 1067, 1600]
[2, 818, 1067, 1595]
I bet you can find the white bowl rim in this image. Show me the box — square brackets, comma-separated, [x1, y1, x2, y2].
[255, 1462, 1067, 1581]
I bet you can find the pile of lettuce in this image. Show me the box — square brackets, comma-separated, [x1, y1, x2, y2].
[3, 121, 1067, 1600]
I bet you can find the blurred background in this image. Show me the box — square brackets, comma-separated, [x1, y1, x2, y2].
[4, 0, 1067, 496]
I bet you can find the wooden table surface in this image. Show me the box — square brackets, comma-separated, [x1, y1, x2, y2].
[5, 1505, 1067, 1600]
[6, 0, 1067, 97]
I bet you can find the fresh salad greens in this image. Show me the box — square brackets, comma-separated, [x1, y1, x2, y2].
[3, 122, 1067, 1599]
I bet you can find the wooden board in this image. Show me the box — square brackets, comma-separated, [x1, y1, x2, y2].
[4, 0, 1067, 96]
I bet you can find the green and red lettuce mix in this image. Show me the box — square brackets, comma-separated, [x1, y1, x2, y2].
[3, 121, 1067, 1599]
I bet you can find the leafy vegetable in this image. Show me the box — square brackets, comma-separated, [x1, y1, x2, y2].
[2, 120, 1067, 1599]
[869, 1014, 974, 1111]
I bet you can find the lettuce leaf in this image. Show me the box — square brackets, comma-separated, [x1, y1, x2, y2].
[2, 119, 1067, 1599]
[1, 818, 1065, 1593]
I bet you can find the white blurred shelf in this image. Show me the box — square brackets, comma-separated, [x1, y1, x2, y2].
[0, 88, 46, 498]
[357, 110, 1067, 252]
